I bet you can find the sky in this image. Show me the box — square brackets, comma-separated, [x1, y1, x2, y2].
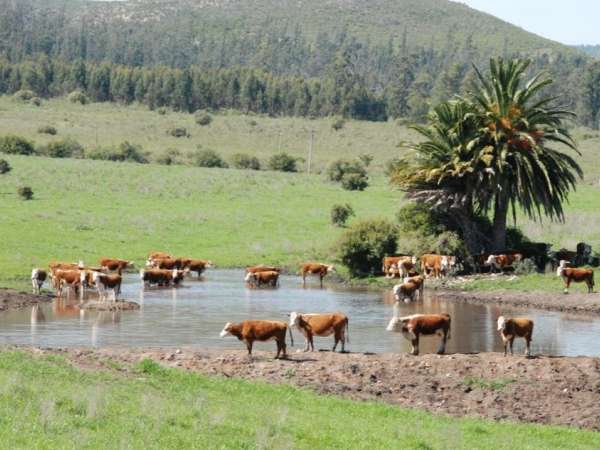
[459, 0, 600, 45]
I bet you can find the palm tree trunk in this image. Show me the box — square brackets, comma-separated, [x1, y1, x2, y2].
[492, 192, 508, 252]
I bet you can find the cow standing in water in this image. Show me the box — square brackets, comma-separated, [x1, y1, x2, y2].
[31, 269, 47, 294]
[300, 263, 335, 288]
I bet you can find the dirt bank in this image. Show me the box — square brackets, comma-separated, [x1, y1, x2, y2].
[0, 289, 53, 312]
[23, 346, 600, 431]
[438, 289, 600, 316]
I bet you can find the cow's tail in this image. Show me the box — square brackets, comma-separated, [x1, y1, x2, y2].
[345, 319, 350, 345]
[288, 326, 294, 347]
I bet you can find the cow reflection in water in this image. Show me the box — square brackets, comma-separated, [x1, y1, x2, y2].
[91, 311, 121, 346]
[30, 304, 46, 324]
[53, 298, 82, 318]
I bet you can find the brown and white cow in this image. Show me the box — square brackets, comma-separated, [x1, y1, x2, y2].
[420, 254, 456, 278]
[386, 313, 451, 355]
[497, 316, 534, 357]
[49, 261, 84, 275]
[147, 257, 185, 270]
[52, 269, 82, 297]
[99, 258, 134, 275]
[219, 320, 293, 358]
[31, 268, 47, 294]
[182, 259, 213, 277]
[382, 256, 415, 278]
[486, 253, 523, 273]
[394, 275, 425, 302]
[91, 272, 122, 302]
[149, 251, 172, 260]
[245, 265, 282, 274]
[288, 312, 349, 352]
[140, 269, 186, 287]
[300, 263, 335, 288]
[556, 260, 594, 294]
[245, 270, 279, 288]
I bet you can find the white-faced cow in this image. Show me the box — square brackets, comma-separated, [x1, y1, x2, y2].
[288, 312, 349, 352]
[386, 313, 451, 355]
[556, 260, 594, 294]
[497, 316, 534, 357]
[300, 263, 335, 288]
[31, 268, 47, 294]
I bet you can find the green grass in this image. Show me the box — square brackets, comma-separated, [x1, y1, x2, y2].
[0, 351, 597, 449]
[463, 378, 516, 391]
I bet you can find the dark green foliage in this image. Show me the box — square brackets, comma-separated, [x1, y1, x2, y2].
[157, 107, 168, 116]
[39, 139, 84, 158]
[195, 112, 212, 126]
[68, 90, 88, 105]
[86, 142, 148, 163]
[231, 153, 261, 170]
[30, 97, 41, 106]
[37, 126, 57, 135]
[327, 159, 369, 190]
[17, 186, 33, 200]
[0, 135, 36, 155]
[268, 153, 297, 172]
[341, 173, 369, 191]
[154, 148, 182, 166]
[513, 258, 537, 275]
[0, 159, 11, 174]
[13, 90, 35, 102]
[332, 119, 345, 131]
[358, 154, 373, 167]
[192, 149, 228, 168]
[167, 127, 189, 138]
[331, 204, 354, 227]
[336, 219, 397, 277]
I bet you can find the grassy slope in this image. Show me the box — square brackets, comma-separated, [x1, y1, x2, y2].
[0, 351, 597, 449]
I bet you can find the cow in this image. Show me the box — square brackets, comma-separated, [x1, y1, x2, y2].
[300, 263, 335, 288]
[386, 313, 451, 355]
[288, 312, 349, 352]
[497, 316, 534, 357]
[99, 258, 134, 275]
[182, 259, 213, 277]
[147, 257, 185, 270]
[392, 280, 419, 303]
[149, 251, 172, 260]
[382, 256, 414, 278]
[219, 320, 293, 358]
[49, 261, 84, 275]
[420, 254, 456, 278]
[486, 253, 523, 273]
[556, 260, 594, 294]
[245, 265, 282, 274]
[140, 269, 186, 287]
[31, 268, 47, 294]
[245, 270, 279, 288]
[396, 256, 418, 278]
[52, 269, 82, 297]
[402, 275, 425, 301]
[92, 272, 122, 302]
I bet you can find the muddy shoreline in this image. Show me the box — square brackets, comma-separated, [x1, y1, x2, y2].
[0, 288, 53, 312]
[13, 346, 600, 431]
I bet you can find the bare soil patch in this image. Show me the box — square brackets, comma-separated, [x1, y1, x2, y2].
[0, 288, 52, 312]
[23, 346, 600, 431]
[79, 300, 140, 311]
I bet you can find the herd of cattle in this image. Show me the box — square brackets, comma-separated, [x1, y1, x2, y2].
[28, 250, 591, 358]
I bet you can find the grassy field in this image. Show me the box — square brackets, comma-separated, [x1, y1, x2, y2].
[0, 350, 597, 449]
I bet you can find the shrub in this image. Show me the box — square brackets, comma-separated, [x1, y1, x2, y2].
[384, 158, 403, 177]
[0, 159, 11, 174]
[154, 148, 182, 166]
[358, 154, 373, 167]
[192, 149, 228, 168]
[268, 152, 297, 172]
[39, 138, 84, 158]
[513, 258, 538, 275]
[195, 112, 212, 126]
[332, 118, 345, 131]
[86, 142, 148, 163]
[247, 119, 258, 127]
[327, 159, 367, 182]
[157, 107, 168, 115]
[0, 135, 36, 155]
[167, 127, 189, 138]
[341, 172, 369, 191]
[17, 186, 33, 200]
[37, 126, 57, 135]
[331, 204, 354, 227]
[337, 219, 398, 277]
[68, 90, 89, 105]
[231, 153, 261, 170]
[13, 90, 35, 102]
[30, 97, 42, 107]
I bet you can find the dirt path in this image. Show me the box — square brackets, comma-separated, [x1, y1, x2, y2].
[21, 346, 600, 431]
[0, 288, 53, 312]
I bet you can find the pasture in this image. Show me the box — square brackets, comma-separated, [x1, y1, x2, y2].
[0, 350, 598, 449]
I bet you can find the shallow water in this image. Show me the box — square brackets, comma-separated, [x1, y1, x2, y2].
[1, 269, 600, 356]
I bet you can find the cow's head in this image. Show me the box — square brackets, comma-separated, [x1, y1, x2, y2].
[127, 261, 135, 268]
[497, 316, 507, 331]
[327, 265, 336, 273]
[386, 316, 408, 332]
[486, 254, 497, 266]
[145, 258, 155, 268]
[79, 270, 88, 284]
[78, 260, 85, 269]
[206, 261, 214, 268]
[392, 284, 403, 301]
[244, 272, 255, 283]
[289, 311, 300, 328]
[556, 260, 568, 277]
[411, 256, 417, 265]
[220, 322, 233, 337]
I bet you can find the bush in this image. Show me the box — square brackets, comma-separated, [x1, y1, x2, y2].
[231, 153, 261, 170]
[341, 172, 369, 191]
[195, 112, 212, 126]
[247, 119, 258, 127]
[331, 204, 354, 227]
[332, 118, 345, 131]
[327, 159, 367, 182]
[358, 154, 373, 167]
[513, 258, 538, 275]
[39, 138, 84, 158]
[13, 90, 35, 102]
[337, 219, 398, 277]
[157, 107, 168, 115]
[0, 159, 11, 174]
[154, 148, 182, 165]
[37, 126, 57, 135]
[192, 149, 228, 168]
[0, 135, 36, 155]
[68, 90, 89, 105]
[268, 152, 297, 172]
[167, 127, 189, 138]
[384, 158, 403, 177]
[86, 141, 148, 163]
[30, 97, 42, 107]
[17, 186, 33, 200]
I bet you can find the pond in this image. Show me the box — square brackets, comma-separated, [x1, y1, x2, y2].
[1, 269, 599, 356]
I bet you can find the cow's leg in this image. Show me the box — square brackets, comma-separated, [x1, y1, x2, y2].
[32, 279, 36, 294]
[302, 273, 306, 287]
[339, 328, 346, 353]
[503, 338, 508, 357]
[587, 278, 593, 293]
[280, 339, 287, 358]
[509, 337, 515, 355]
[437, 331, 447, 355]
[308, 333, 315, 352]
[320, 274, 324, 288]
[564, 278, 571, 294]
[410, 335, 419, 355]
[245, 340, 253, 355]
[525, 335, 531, 357]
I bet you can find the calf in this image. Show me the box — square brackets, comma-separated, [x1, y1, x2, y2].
[245, 270, 279, 288]
[140, 268, 185, 287]
[486, 253, 523, 273]
[100, 258, 134, 275]
[300, 263, 335, 288]
[182, 259, 213, 277]
[219, 320, 293, 358]
[386, 313, 451, 355]
[31, 268, 47, 294]
[52, 269, 81, 297]
[92, 272, 122, 302]
[497, 316, 534, 356]
[289, 312, 349, 352]
[556, 260, 594, 294]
